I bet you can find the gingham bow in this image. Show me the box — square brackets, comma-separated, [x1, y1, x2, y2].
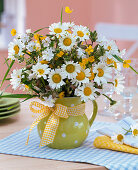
[26, 101, 85, 147]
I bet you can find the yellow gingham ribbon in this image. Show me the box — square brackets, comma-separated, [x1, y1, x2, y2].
[26, 101, 85, 147]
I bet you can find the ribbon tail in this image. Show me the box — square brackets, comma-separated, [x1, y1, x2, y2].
[26, 112, 48, 145]
[40, 113, 59, 147]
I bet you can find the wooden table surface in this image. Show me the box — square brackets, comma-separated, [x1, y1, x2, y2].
[0, 95, 137, 170]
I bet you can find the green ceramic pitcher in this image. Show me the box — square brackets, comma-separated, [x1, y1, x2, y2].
[37, 97, 98, 149]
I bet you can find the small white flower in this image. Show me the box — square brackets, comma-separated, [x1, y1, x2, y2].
[48, 69, 66, 89]
[131, 124, 138, 137]
[42, 48, 54, 61]
[104, 40, 119, 59]
[61, 61, 81, 79]
[72, 25, 90, 41]
[8, 39, 25, 60]
[113, 73, 125, 94]
[32, 62, 50, 79]
[26, 41, 36, 52]
[77, 48, 86, 58]
[41, 95, 55, 107]
[10, 69, 22, 90]
[75, 83, 97, 102]
[72, 68, 91, 85]
[93, 63, 112, 85]
[96, 34, 108, 44]
[58, 33, 76, 51]
[26, 29, 31, 34]
[49, 22, 69, 37]
[42, 37, 51, 48]
[111, 133, 124, 144]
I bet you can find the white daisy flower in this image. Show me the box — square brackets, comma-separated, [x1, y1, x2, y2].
[103, 40, 119, 59]
[96, 34, 108, 44]
[32, 62, 50, 79]
[72, 68, 91, 85]
[61, 61, 81, 79]
[58, 33, 76, 51]
[42, 48, 54, 61]
[113, 73, 125, 94]
[111, 133, 124, 144]
[75, 83, 97, 102]
[42, 37, 51, 48]
[41, 95, 55, 107]
[8, 39, 25, 60]
[77, 48, 86, 58]
[10, 69, 22, 90]
[26, 41, 36, 52]
[131, 124, 138, 137]
[49, 22, 69, 37]
[48, 69, 66, 89]
[16, 33, 30, 43]
[72, 25, 90, 41]
[93, 63, 112, 85]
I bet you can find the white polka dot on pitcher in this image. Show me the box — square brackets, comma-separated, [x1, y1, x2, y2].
[74, 140, 78, 144]
[71, 104, 74, 107]
[74, 122, 79, 127]
[62, 133, 66, 138]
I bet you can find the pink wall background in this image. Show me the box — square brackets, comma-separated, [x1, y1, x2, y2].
[0, 0, 138, 93]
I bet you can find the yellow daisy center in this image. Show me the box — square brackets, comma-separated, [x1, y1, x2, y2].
[52, 74, 61, 83]
[37, 69, 44, 75]
[54, 28, 62, 33]
[115, 79, 118, 87]
[77, 31, 84, 37]
[76, 71, 85, 81]
[17, 75, 20, 78]
[97, 68, 104, 77]
[63, 38, 72, 46]
[133, 129, 138, 136]
[84, 87, 92, 96]
[66, 64, 75, 73]
[117, 134, 124, 142]
[107, 46, 111, 50]
[14, 45, 19, 54]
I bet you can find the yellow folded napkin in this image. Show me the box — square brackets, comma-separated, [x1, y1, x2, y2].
[93, 136, 138, 155]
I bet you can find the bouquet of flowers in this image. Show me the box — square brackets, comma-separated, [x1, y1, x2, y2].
[1, 7, 137, 108]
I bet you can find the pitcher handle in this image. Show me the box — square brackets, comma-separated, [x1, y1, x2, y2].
[89, 100, 98, 127]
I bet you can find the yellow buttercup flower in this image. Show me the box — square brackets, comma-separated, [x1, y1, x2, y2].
[123, 60, 131, 68]
[59, 91, 65, 99]
[34, 34, 40, 41]
[65, 6, 73, 14]
[106, 58, 113, 65]
[40, 60, 48, 64]
[88, 56, 95, 63]
[57, 51, 64, 57]
[85, 45, 94, 55]
[11, 29, 16, 36]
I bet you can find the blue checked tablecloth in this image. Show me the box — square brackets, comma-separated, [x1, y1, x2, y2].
[0, 121, 138, 170]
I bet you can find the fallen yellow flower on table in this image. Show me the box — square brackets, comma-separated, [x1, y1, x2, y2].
[93, 136, 138, 155]
[11, 29, 16, 36]
[65, 6, 73, 14]
[123, 60, 131, 68]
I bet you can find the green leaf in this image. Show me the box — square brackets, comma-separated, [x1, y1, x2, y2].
[112, 55, 123, 63]
[0, 94, 38, 98]
[34, 27, 49, 34]
[0, 60, 15, 88]
[129, 65, 138, 74]
[60, 7, 63, 24]
[4, 57, 9, 68]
